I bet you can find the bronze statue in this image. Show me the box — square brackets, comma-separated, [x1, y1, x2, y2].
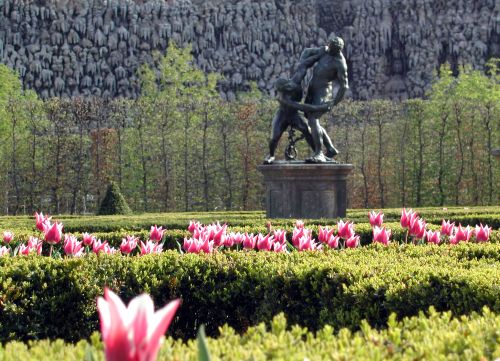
[264, 35, 348, 163]
[263, 52, 333, 164]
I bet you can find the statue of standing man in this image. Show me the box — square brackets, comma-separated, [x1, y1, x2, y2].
[301, 35, 349, 163]
[264, 35, 349, 164]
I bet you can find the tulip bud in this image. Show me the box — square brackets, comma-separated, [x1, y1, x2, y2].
[2, 231, 14, 244]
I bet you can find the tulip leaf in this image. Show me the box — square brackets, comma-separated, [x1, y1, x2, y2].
[83, 345, 98, 361]
[197, 324, 211, 361]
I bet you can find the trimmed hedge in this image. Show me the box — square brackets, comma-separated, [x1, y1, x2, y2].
[0, 308, 498, 360]
[97, 182, 132, 215]
[0, 243, 498, 342]
[0, 206, 498, 233]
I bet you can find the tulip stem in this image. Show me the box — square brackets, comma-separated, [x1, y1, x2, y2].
[49, 245, 53, 257]
[405, 230, 409, 244]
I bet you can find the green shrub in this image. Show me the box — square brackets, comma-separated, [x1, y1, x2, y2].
[0, 244, 498, 342]
[97, 182, 132, 215]
[0, 308, 498, 360]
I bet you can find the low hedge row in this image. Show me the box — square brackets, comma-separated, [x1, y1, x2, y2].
[1, 206, 498, 233]
[1, 308, 498, 360]
[0, 243, 498, 342]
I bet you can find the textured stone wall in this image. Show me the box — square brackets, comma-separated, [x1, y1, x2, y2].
[323, 0, 500, 99]
[0, 0, 498, 100]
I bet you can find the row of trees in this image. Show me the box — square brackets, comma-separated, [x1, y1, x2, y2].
[0, 48, 498, 214]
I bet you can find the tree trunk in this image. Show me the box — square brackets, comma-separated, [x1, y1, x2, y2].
[221, 120, 233, 209]
[9, 99, 21, 214]
[202, 110, 210, 211]
[360, 121, 369, 208]
[184, 114, 190, 212]
[53, 127, 62, 214]
[437, 114, 448, 206]
[377, 118, 385, 208]
[242, 125, 251, 210]
[160, 119, 170, 211]
[400, 116, 409, 206]
[137, 119, 148, 211]
[453, 103, 465, 205]
[416, 111, 423, 206]
[71, 119, 85, 214]
[484, 103, 493, 204]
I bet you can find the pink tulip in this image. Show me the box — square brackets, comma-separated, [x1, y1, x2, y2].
[223, 235, 234, 248]
[297, 234, 322, 251]
[43, 222, 64, 245]
[187, 220, 201, 234]
[64, 234, 84, 257]
[149, 226, 165, 242]
[400, 208, 417, 228]
[449, 234, 460, 245]
[369, 211, 384, 227]
[93, 239, 109, 255]
[292, 227, 305, 247]
[242, 233, 256, 250]
[140, 241, 163, 255]
[34, 212, 51, 231]
[475, 224, 491, 242]
[318, 226, 335, 244]
[337, 220, 354, 239]
[183, 238, 202, 253]
[345, 235, 360, 248]
[273, 229, 287, 244]
[212, 224, 227, 247]
[3, 231, 14, 244]
[256, 233, 274, 251]
[225, 232, 243, 247]
[453, 224, 472, 243]
[97, 288, 180, 361]
[441, 220, 454, 236]
[18, 244, 31, 256]
[326, 235, 340, 249]
[18, 237, 42, 255]
[273, 242, 287, 253]
[409, 218, 426, 239]
[373, 226, 391, 245]
[103, 245, 119, 255]
[0, 246, 9, 256]
[199, 237, 213, 254]
[120, 236, 138, 255]
[82, 232, 96, 246]
[295, 220, 305, 229]
[425, 230, 441, 245]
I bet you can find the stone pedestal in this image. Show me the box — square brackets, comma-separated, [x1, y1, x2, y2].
[257, 162, 354, 219]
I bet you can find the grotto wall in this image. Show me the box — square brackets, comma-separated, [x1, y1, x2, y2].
[0, 0, 498, 100]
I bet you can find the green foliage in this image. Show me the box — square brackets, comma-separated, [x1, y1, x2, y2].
[97, 182, 132, 215]
[0, 309, 498, 360]
[0, 244, 498, 342]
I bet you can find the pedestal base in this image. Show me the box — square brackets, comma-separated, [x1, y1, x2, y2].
[257, 162, 354, 219]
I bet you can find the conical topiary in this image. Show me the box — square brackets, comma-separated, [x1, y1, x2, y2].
[97, 182, 132, 215]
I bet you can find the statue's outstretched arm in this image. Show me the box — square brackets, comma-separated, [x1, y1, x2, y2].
[279, 94, 332, 113]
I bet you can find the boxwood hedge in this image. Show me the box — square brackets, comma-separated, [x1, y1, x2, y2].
[1, 206, 498, 233]
[0, 243, 498, 342]
[0, 308, 498, 360]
